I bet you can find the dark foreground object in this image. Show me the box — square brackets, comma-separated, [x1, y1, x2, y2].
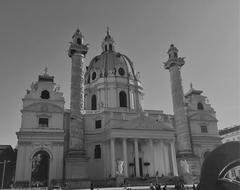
[197, 141, 240, 190]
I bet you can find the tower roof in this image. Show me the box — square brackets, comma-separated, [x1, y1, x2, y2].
[38, 67, 54, 82]
[185, 83, 203, 97]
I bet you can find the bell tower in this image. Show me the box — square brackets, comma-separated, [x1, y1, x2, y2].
[65, 29, 89, 185]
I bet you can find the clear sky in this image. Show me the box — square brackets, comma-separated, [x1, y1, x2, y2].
[0, 0, 239, 147]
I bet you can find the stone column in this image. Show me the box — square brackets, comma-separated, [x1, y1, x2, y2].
[160, 140, 166, 175]
[159, 140, 165, 175]
[134, 139, 140, 177]
[122, 138, 128, 177]
[110, 138, 116, 177]
[65, 29, 89, 181]
[149, 139, 155, 176]
[68, 30, 88, 152]
[170, 141, 178, 176]
[163, 142, 170, 175]
[163, 44, 192, 154]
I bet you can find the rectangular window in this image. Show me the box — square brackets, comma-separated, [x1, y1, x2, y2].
[95, 120, 102, 129]
[39, 118, 48, 127]
[201, 125, 208, 133]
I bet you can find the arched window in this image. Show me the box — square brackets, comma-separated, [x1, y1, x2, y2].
[31, 151, 50, 187]
[197, 102, 204, 110]
[174, 52, 178, 58]
[109, 44, 113, 51]
[41, 90, 50, 99]
[94, 145, 101, 159]
[87, 75, 90, 83]
[92, 72, 96, 80]
[77, 38, 82, 45]
[105, 45, 107, 51]
[91, 95, 97, 110]
[119, 91, 127, 107]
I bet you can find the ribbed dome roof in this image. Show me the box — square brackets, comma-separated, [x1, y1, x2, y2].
[86, 51, 137, 80]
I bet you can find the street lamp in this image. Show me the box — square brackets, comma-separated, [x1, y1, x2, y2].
[0, 160, 10, 189]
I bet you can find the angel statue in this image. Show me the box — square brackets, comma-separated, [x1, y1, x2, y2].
[116, 159, 124, 175]
[180, 159, 190, 174]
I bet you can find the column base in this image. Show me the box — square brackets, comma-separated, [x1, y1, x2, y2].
[176, 153, 201, 184]
[116, 175, 125, 187]
[65, 150, 89, 180]
[64, 179, 91, 189]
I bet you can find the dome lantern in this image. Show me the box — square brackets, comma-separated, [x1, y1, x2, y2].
[101, 27, 115, 52]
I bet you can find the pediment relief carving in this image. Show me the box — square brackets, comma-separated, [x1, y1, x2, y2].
[23, 102, 63, 113]
[113, 115, 174, 131]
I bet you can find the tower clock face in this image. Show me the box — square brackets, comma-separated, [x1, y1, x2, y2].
[118, 68, 125, 76]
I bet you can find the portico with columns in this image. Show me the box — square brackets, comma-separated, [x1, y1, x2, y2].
[104, 114, 178, 178]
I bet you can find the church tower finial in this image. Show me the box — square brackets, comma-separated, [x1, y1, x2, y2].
[44, 67, 48, 76]
[68, 29, 88, 57]
[107, 26, 110, 36]
[102, 27, 115, 52]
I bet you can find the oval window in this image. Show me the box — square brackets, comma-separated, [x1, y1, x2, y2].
[92, 72, 96, 80]
[118, 68, 125, 76]
[41, 90, 50, 99]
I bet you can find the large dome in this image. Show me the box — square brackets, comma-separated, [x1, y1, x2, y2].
[84, 29, 143, 112]
[85, 51, 137, 84]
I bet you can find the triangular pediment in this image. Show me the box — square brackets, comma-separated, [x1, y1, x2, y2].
[23, 102, 63, 113]
[189, 112, 217, 121]
[112, 114, 174, 131]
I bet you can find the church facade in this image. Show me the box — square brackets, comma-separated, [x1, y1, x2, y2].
[15, 30, 221, 187]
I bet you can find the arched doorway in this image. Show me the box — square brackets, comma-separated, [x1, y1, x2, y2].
[31, 150, 50, 187]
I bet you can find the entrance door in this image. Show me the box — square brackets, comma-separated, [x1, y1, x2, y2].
[134, 157, 143, 177]
[31, 151, 50, 187]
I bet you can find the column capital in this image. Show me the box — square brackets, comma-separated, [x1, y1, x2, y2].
[163, 139, 171, 145]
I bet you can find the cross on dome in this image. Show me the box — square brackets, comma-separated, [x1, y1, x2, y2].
[44, 67, 48, 76]
[106, 26, 110, 36]
[190, 83, 193, 89]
